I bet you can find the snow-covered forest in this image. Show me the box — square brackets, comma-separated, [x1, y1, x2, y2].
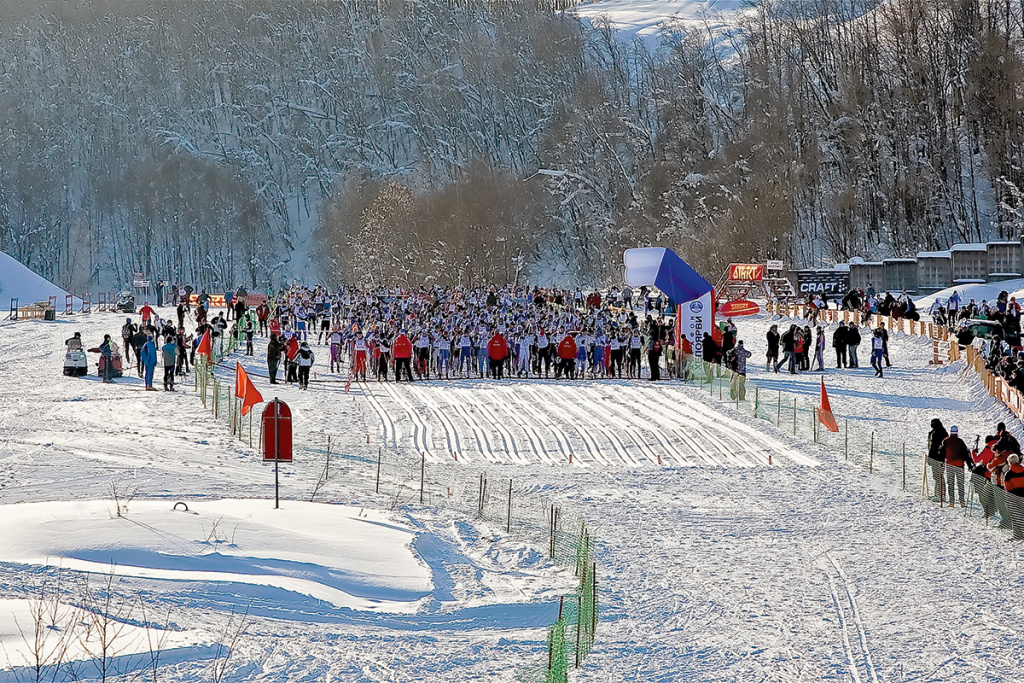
[1, 0, 1022, 291]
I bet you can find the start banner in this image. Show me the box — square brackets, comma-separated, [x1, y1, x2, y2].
[727, 263, 765, 281]
[677, 290, 714, 357]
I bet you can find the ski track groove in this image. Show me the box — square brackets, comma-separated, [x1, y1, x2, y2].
[520, 385, 606, 467]
[827, 552, 880, 683]
[378, 381, 434, 460]
[500, 388, 580, 467]
[532, 385, 639, 466]
[577, 386, 663, 465]
[580, 385, 691, 466]
[471, 398, 527, 465]
[441, 393, 500, 463]
[361, 384, 397, 448]
[407, 384, 463, 462]
[476, 389, 556, 466]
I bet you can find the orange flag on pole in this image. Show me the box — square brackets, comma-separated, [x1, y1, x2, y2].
[196, 329, 212, 358]
[818, 377, 839, 433]
[234, 362, 264, 416]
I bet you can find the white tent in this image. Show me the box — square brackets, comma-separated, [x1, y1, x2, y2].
[0, 251, 79, 313]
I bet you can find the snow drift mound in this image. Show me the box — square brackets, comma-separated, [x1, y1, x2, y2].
[0, 499, 433, 614]
[0, 251, 75, 311]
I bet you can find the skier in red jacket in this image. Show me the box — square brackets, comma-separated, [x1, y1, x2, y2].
[487, 332, 509, 379]
[393, 332, 414, 382]
[557, 333, 578, 379]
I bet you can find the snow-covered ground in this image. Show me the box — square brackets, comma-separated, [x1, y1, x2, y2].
[4, 307, 1024, 680]
[574, 0, 750, 48]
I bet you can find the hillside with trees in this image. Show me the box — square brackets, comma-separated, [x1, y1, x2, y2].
[0, 0, 1021, 290]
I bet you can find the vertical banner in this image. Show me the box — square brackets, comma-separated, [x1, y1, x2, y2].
[675, 304, 682, 352]
[678, 291, 714, 358]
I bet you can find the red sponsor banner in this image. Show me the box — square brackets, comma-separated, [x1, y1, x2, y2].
[727, 263, 765, 281]
[718, 299, 760, 317]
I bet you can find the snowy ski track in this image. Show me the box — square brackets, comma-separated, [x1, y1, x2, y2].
[10, 309, 1024, 681]
[361, 379, 812, 468]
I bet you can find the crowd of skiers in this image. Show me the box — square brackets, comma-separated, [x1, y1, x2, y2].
[263, 284, 680, 384]
[928, 419, 1024, 539]
[765, 321, 891, 377]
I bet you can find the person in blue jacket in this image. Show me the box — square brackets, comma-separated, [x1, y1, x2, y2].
[141, 335, 158, 391]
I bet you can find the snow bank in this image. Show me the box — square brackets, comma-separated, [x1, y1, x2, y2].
[915, 278, 1024, 310]
[0, 499, 433, 614]
[0, 251, 77, 311]
[0, 598, 214, 677]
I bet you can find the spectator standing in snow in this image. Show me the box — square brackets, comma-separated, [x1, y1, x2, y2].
[927, 418, 949, 501]
[99, 335, 114, 383]
[161, 335, 177, 391]
[267, 333, 285, 384]
[1003, 454, 1024, 539]
[774, 325, 797, 374]
[729, 340, 752, 400]
[814, 326, 826, 372]
[870, 330, 885, 377]
[847, 324, 862, 368]
[833, 321, 849, 368]
[141, 335, 158, 391]
[942, 426, 969, 507]
[766, 324, 780, 370]
[393, 331, 414, 382]
[876, 322, 890, 366]
[296, 341, 314, 389]
[648, 334, 663, 381]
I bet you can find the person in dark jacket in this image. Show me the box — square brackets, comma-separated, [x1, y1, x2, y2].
[847, 324, 862, 368]
[774, 325, 797, 374]
[927, 418, 949, 501]
[701, 332, 719, 382]
[942, 426, 969, 507]
[267, 333, 286, 384]
[766, 324, 780, 370]
[833, 321, 849, 368]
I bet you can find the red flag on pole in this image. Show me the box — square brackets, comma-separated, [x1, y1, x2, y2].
[818, 377, 839, 433]
[235, 362, 264, 416]
[196, 329, 212, 358]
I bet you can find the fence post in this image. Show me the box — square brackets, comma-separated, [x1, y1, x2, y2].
[902, 442, 906, 490]
[870, 432, 874, 473]
[755, 386, 759, 415]
[507, 479, 513, 533]
[777, 391, 781, 426]
[845, 420, 848, 460]
[792, 397, 797, 435]
[376, 448, 382, 493]
[420, 452, 425, 504]
[575, 592, 582, 668]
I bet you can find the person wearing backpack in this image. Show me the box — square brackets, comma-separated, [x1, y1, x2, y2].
[297, 341, 315, 390]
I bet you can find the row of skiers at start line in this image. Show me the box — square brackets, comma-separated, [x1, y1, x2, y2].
[271, 330, 672, 382]
[928, 420, 1024, 539]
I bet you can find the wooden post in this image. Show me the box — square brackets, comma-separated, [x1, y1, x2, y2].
[845, 420, 848, 460]
[793, 397, 797, 435]
[507, 479, 513, 533]
[376, 448, 382, 493]
[420, 452, 425, 504]
[777, 391, 781, 426]
[870, 432, 874, 473]
[902, 442, 906, 490]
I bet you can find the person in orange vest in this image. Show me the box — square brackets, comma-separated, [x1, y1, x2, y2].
[1003, 454, 1024, 539]
[393, 331, 414, 382]
[557, 332, 578, 379]
[971, 435, 998, 518]
[487, 330, 509, 380]
[942, 426, 969, 507]
[139, 302, 156, 324]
